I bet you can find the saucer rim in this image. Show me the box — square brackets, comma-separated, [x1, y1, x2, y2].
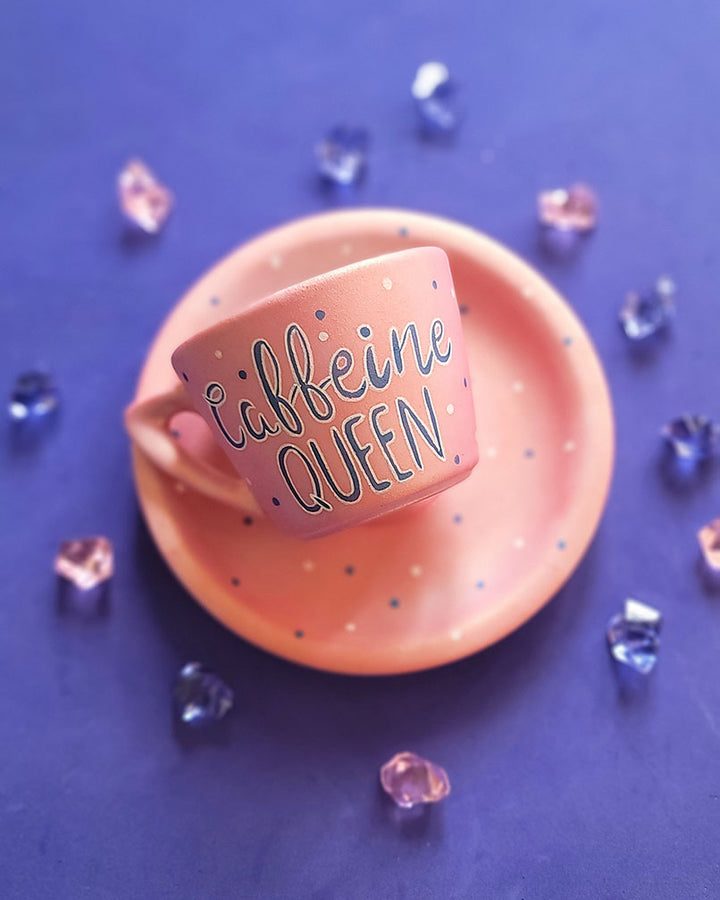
[131, 207, 615, 675]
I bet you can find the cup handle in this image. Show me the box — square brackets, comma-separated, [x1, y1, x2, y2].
[125, 386, 260, 514]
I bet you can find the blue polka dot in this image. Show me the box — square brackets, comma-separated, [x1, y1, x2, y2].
[389, 597, 400, 608]
[272, 497, 280, 507]
[238, 370, 247, 380]
[459, 305, 469, 315]
[243, 516, 253, 526]
[524, 449, 535, 459]
[454, 454, 460, 465]
[182, 372, 189, 381]
[563, 336, 573, 346]
[295, 629, 304, 638]
[557, 540, 567, 550]
[453, 514, 463, 524]
[345, 565, 355, 575]
[463, 378, 468, 388]
[359, 325, 372, 338]
[315, 310, 325, 320]
[432, 280, 438, 290]
[210, 296, 220, 306]
[231, 577, 240, 586]
[476, 580, 485, 589]
[171, 429, 181, 439]
[398, 226, 409, 237]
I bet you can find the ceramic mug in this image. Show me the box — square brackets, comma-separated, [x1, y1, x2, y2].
[125, 247, 478, 538]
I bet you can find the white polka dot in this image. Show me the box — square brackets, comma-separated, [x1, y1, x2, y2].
[513, 537, 526, 550]
[446, 404, 455, 415]
[410, 564, 423, 578]
[564, 440, 576, 453]
[345, 622, 356, 633]
[318, 331, 329, 342]
[382, 277, 393, 291]
[450, 628, 463, 641]
[214, 349, 223, 359]
[174, 482, 186, 493]
[341, 243, 352, 255]
[512, 380, 524, 393]
[302, 560, 315, 573]
[270, 255, 282, 270]
[486, 446, 498, 458]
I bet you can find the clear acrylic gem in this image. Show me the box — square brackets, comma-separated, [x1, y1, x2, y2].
[173, 662, 234, 726]
[54, 537, 114, 589]
[698, 519, 720, 574]
[118, 158, 173, 233]
[662, 414, 718, 462]
[412, 62, 449, 100]
[537, 182, 598, 232]
[620, 276, 675, 340]
[412, 62, 462, 136]
[380, 751, 451, 808]
[9, 371, 59, 420]
[315, 126, 368, 186]
[606, 598, 662, 675]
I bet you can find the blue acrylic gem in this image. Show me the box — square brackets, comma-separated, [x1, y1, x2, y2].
[315, 125, 369, 186]
[662, 414, 718, 462]
[412, 62, 463, 136]
[173, 662, 234, 726]
[9, 371, 59, 420]
[619, 276, 675, 340]
[606, 599, 662, 675]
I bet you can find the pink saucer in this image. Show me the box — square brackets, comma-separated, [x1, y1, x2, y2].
[131, 209, 614, 675]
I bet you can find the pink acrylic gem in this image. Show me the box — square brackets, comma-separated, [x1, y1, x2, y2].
[380, 751, 451, 808]
[118, 159, 173, 233]
[537, 182, 598, 233]
[698, 519, 720, 573]
[54, 537, 114, 589]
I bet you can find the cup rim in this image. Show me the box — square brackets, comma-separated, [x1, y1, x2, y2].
[170, 245, 445, 367]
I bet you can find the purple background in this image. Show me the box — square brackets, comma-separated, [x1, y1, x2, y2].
[2, 1, 720, 897]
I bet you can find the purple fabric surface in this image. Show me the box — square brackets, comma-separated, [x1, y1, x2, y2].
[2, 1, 720, 897]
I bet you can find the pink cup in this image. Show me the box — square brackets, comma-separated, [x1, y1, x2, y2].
[125, 247, 478, 538]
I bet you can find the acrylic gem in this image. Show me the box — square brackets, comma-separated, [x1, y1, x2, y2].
[620, 276, 675, 341]
[173, 662, 234, 726]
[412, 61, 463, 136]
[315, 126, 368, 186]
[54, 537, 114, 590]
[606, 598, 662, 675]
[118, 158, 173, 233]
[380, 751, 451, 808]
[9, 371, 59, 420]
[662, 414, 718, 462]
[698, 519, 720, 574]
[537, 183, 598, 233]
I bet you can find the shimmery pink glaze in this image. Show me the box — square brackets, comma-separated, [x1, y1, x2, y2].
[125, 208, 614, 676]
